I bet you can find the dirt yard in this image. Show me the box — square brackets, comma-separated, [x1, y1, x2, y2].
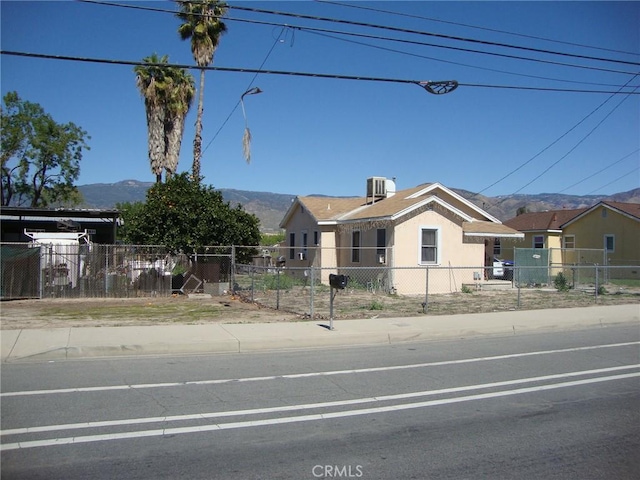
[1, 286, 639, 330]
[0, 295, 301, 330]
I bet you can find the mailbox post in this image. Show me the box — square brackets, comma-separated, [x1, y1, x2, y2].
[328, 274, 348, 330]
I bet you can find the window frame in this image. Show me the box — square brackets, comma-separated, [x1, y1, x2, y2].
[419, 226, 440, 265]
[493, 238, 501, 256]
[533, 235, 544, 249]
[351, 230, 361, 263]
[604, 234, 615, 253]
[563, 235, 575, 250]
[289, 232, 295, 260]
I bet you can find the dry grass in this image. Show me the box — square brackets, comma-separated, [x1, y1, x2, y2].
[2, 286, 639, 330]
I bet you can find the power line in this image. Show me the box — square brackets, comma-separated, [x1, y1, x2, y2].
[77, 0, 640, 76]
[506, 87, 638, 195]
[287, 23, 639, 77]
[202, 26, 287, 154]
[227, 3, 640, 67]
[558, 149, 640, 194]
[585, 166, 640, 195]
[307, 29, 632, 88]
[476, 74, 640, 198]
[316, 0, 640, 58]
[4, 50, 638, 95]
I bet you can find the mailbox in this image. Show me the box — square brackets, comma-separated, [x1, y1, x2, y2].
[329, 274, 348, 290]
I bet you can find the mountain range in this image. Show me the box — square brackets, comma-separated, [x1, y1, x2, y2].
[77, 180, 640, 233]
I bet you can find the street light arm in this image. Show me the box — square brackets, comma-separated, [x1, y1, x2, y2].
[241, 87, 263, 100]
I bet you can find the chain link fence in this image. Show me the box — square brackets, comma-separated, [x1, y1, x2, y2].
[0, 243, 236, 300]
[2, 242, 639, 319]
[233, 263, 640, 320]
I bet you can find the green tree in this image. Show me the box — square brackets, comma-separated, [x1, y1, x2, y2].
[176, 0, 228, 180]
[118, 173, 260, 258]
[1, 91, 89, 207]
[134, 54, 195, 183]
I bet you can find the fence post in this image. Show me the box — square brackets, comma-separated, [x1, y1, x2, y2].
[250, 267, 255, 303]
[310, 266, 315, 320]
[594, 263, 599, 303]
[231, 245, 236, 295]
[276, 267, 281, 310]
[422, 267, 429, 313]
[516, 266, 521, 309]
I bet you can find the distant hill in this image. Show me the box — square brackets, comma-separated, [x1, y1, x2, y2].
[77, 180, 295, 233]
[77, 180, 639, 232]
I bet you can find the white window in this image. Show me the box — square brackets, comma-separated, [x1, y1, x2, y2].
[420, 228, 439, 264]
[563, 235, 575, 249]
[604, 234, 615, 253]
[533, 235, 544, 249]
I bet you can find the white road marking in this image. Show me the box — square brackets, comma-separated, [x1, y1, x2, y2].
[2, 341, 638, 398]
[2, 370, 638, 451]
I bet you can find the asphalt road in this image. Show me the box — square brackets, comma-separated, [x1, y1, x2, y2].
[2, 325, 639, 480]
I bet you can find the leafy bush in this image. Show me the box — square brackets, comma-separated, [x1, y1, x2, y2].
[553, 272, 571, 292]
[461, 285, 474, 294]
[368, 300, 384, 311]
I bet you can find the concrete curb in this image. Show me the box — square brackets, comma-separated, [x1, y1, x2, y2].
[1, 304, 638, 362]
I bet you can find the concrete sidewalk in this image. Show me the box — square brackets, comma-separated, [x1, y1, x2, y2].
[1, 304, 638, 362]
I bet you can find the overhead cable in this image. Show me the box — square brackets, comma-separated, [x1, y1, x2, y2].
[585, 166, 640, 195]
[558, 149, 640, 194]
[227, 3, 640, 67]
[316, 0, 640, 58]
[307, 30, 632, 88]
[202, 26, 287, 154]
[2, 50, 638, 95]
[476, 74, 640, 198]
[77, 0, 640, 74]
[504, 85, 638, 196]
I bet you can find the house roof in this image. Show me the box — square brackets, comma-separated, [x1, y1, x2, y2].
[503, 208, 587, 232]
[462, 221, 524, 238]
[503, 201, 640, 232]
[280, 182, 522, 237]
[561, 201, 640, 227]
[281, 183, 485, 225]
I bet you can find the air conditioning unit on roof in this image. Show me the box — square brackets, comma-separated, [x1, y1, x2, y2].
[367, 177, 386, 198]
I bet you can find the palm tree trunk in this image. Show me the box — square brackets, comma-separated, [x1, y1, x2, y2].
[147, 105, 165, 184]
[192, 68, 206, 180]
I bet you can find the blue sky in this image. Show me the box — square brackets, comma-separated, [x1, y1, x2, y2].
[1, 1, 639, 199]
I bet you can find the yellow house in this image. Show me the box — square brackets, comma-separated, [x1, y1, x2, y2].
[502, 201, 640, 268]
[501, 208, 587, 266]
[279, 177, 523, 294]
[561, 201, 640, 266]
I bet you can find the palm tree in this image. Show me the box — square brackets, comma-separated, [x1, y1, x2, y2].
[135, 55, 195, 182]
[135, 54, 170, 183]
[164, 67, 195, 179]
[176, 0, 228, 181]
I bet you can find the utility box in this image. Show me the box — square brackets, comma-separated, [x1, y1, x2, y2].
[329, 274, 348, 290]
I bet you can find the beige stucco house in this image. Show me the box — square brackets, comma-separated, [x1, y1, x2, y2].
[279, 177, 523, 294]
